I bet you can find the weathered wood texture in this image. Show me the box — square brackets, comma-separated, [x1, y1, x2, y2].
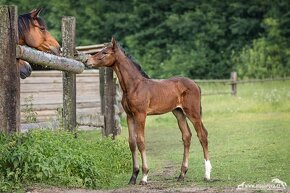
[20, 70, 103, 127]
[99, 68, 105, 114]
[231, 72, 237, 96]
[76, 44, 106, 54]
[0, 6, 20, 133]
[16, 45, 85, 73]
[62, 17, 76, 131]
[103, 68, 116, 137]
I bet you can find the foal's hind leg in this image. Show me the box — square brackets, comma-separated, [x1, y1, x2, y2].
[184, 109, 212, 181]
[172, 108, 192, 181]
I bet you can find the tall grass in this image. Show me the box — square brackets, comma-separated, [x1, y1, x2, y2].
[0, 130, 131, 192]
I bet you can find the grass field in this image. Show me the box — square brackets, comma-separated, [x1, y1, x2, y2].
[118, 80, 290, 189]
[2, 80, 289, 192]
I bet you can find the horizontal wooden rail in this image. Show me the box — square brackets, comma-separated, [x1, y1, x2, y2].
[237, 77, 290, 84]
[195, 77, 290, 84]
[16, 45, 85, 73]
[76, 44, 106, 54]
[195, 75, 290, 96]
[202, 91, 231, 96]
[195, 79, 230, 84]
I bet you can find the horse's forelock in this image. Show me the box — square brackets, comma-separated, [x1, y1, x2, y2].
[18, 13, 47, 39]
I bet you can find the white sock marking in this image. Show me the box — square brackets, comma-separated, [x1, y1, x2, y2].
[141, 174, 148, 182]
[204, 159, 212, 180]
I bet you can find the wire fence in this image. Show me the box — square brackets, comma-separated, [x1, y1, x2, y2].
[195, 72, 290, 96]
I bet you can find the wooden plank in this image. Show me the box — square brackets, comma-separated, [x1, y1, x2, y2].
[18, 108, 101, 123]
[21, 84, 99, 93]
[20, 69, 102, 128]
[76, 44, 106, 54]
[20, 78, 63, 84]
[21, 94, 100, 103]
[195, 79, 230, 84]
[20, 69, 101, 123]
[236, 77, 290, 84]
[76, 44, 106, 50]
[0, 6, 20, 133]
[20, 102, 101, 112]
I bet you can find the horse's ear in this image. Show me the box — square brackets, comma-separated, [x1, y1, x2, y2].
[111, 37, 117, 49]
[30, 8, 43, 18]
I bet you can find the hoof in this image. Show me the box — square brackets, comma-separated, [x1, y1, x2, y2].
[139, 181, 147, 185]
[128, 180, 136, 185]
[128, 177, 137, 185]
[204, 177, 211, 182]
[177, 175, 185, 181]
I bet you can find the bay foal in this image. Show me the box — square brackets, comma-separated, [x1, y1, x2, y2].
[86, 38, 212, 185]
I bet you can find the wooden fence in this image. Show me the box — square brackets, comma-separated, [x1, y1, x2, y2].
[20, 70, 103, 127]
[195, 72, 290, 96]
[0, 5, 117, 137]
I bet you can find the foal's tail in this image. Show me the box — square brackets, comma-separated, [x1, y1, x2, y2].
[198, 85, 202, 117]
[198, 85, 208, 135]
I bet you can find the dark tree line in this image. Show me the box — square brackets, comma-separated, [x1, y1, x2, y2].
[2, 0, 290, 79]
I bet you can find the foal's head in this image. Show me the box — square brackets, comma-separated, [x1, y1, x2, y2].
[86, 38, 118, 68]
[18, 8, 61, 55]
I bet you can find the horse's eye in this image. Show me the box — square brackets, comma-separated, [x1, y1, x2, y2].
[39, 27, 46, 32]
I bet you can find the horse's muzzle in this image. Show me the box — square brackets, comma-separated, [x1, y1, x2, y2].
[49, 46, 61, 56]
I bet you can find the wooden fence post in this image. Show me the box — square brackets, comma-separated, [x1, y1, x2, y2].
[99, 67, 105, 115]
[231, 71, 237, 96]
[62, 17, 76, 131]
[0, 6, 20, 133]
[103, 68, 116, 138]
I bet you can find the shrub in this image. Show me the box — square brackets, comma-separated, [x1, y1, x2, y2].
[0, 130, 131, 192]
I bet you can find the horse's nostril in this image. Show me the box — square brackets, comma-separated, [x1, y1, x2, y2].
[50, 46, 61, 56]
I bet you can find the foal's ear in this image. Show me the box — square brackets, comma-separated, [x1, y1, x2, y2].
[30, 8, 43, 18]
[111, 37, 117, 49]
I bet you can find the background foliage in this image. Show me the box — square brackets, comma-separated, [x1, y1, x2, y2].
[0, 130, 131, 192]
[1, 0, 290, 79]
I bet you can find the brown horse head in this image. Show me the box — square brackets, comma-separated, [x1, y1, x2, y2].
[18, 8, 60, 55]
[18, 59, 32, 79]
[86, 37, 118, 68]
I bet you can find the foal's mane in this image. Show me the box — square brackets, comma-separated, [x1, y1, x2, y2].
[18, 12, 47, 39]
[118, 46, 150, 79]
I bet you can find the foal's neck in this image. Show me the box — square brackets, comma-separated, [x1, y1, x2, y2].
[113, 49, 145, 94]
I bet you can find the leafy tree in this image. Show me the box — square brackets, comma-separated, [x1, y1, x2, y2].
[1, 0, 290, 79]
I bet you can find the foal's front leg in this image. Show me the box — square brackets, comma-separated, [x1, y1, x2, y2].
[134, 113, 149, 185]
[127, 115, 140, 185]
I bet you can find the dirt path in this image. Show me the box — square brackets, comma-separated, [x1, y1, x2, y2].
[28, 159, 288, 193]
[30, 185, 284, 193]
[28, 164, 287, 193]
[30, 185, 241, 193]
